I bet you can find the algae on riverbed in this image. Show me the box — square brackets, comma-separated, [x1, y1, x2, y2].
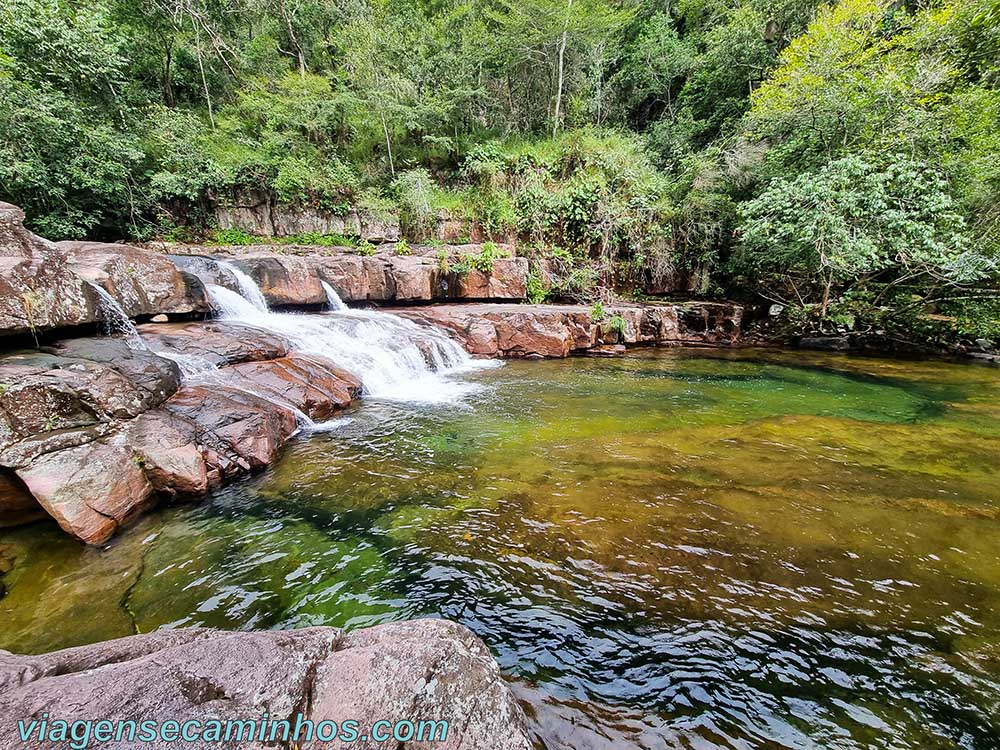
[2, 348, 998, 750]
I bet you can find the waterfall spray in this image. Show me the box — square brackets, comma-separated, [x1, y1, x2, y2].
[204, 277, 493, 404]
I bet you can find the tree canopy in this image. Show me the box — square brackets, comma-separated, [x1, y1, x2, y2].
[1, 0, 998, 345]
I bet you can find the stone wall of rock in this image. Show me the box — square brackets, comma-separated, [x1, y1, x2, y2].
[0, 204, 210, 338]
[0, 323, 361, 543]
[210, 189, 519, 246]
[171, 244, 528, 306]
[212, 189, 403, 241]
[0, 619, 534, 750]
[390, 302, 744, 358]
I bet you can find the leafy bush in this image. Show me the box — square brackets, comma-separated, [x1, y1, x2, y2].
[735, 152, 993, 324]
[213, 228, 256, 245]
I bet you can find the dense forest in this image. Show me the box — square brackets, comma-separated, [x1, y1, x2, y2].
[1, 0, 998, 346]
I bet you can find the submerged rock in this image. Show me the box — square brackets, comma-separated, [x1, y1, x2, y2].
[0, 620, 533, 750]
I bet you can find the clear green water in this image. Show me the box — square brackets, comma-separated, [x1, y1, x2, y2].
[2, 349, 999, 749]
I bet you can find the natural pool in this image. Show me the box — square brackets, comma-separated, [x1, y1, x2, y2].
[2, 348, 999, 750]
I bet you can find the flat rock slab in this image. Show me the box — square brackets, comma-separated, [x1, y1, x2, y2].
[138, 320, 292, 366]
[388, 302, 743, 358]
[0, 620, 533, 750]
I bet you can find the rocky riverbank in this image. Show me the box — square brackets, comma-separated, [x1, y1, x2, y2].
[0, 619, 534, 750]
[1, 200, 744, 543]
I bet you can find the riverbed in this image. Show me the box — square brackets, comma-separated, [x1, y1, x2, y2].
[2, 348, 998, 749]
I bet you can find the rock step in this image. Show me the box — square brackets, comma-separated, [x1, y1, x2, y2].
[171, 245, 528, 307]
[0, 323, 361, 544]
[389, 302, 743, 358]
[0, 619, 533, 750]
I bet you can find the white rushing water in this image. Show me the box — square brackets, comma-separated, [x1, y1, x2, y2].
[89, 283, 149, 351]
[216, 260, 269, 312]
[321, 280, 348, 312]
[204, 274, 495, 404]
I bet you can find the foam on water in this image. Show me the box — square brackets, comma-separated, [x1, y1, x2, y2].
[205, 280, 495, 404]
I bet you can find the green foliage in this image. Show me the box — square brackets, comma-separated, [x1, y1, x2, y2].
[0, 0, 997, 349]
[526, 261, 547, 304]
[608, 314, 627, 341]
[395, 169, 438, 240]
[590, 301, 607, 321]
[356, 240, 376, 256]
[394, 239, 412, 256]
[735, 152, 993, 323]
[213, 228, 255, 246]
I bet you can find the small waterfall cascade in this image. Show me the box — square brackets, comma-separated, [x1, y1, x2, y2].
[88, 283, 148, 351]
[215, 260, 269, 312]
[204, 278, 491, 404]
[321, 281, 348, 312]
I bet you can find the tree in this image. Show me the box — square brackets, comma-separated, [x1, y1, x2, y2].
[734, 153, 992, 318]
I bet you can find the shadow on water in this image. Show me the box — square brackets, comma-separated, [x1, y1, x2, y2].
[2, 348, 999, 749]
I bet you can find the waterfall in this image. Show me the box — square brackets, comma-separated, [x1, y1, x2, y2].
[204, 279, 492, 404]
[88, 283, 148, 351]
[321, 280, 347, 312]
[215, 260, 269, 312]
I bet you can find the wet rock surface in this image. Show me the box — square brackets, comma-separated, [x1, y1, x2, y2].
[171, 245, 527, 305]
[137, 321, 291, 366]
[389, 302, 744, 358]
[0, 323, 361, 542]
[58, 241, 210, 317]
[0, 203, 95, 337]
[0, 620, 533, 750]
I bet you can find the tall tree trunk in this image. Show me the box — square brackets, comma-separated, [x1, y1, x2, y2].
[162, 41, 175, 107]
[553, 0, 573, 137]
[193, 23, 215, 128]
[380, 109, 395, 177]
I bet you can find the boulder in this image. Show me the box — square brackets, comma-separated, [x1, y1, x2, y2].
[137, 321, 292, 366]
[0, 203, 95, 337]
[126, 411, 209, 497]
[58, 241, 210, 317]
[391, 302, 743, 358]
[447, 258, 528, 301]
[389, 256, 440, 301]
[315, 255, 369, 301]
[225, 354, 362, 421]
[231, 256, 327, 306]
[0, 343, 180, 467]
[163, 386, 298, 477]
[16, 432, 155, 545]
[0, 621, 532, 750]
[166, 245, 528, 305]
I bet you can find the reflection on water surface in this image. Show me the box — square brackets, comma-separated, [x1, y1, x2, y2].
[2, 348, 999, 749]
